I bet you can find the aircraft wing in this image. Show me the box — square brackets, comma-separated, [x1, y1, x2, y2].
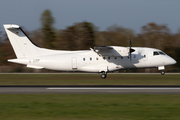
[94, 46, 129, 57]
[94, 46, 113, 50]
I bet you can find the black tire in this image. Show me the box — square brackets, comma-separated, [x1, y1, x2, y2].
[101, 74, 106, 79]
[161, 71, 165, 75]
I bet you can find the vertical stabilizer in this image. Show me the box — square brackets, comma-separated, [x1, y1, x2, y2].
[3, 24, 40, 58]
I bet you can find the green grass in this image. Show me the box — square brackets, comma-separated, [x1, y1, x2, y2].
[1, 74, 180, 119]
[0, 74, 180, 85]
[0, 94, 180, 120]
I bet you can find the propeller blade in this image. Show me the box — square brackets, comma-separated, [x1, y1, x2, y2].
[129, 38, 135, 62]
[129, 38, 132, 62]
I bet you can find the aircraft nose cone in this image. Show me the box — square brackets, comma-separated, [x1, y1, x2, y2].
[172, 58, 177, 65]
[169, 57, 177, 65]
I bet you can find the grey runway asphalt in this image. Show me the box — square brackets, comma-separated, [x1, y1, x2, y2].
[1, 86, 180, 94]
[0, 73, 180, 75]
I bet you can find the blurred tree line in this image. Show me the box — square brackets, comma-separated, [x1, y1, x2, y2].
[0, 10, 179, 72]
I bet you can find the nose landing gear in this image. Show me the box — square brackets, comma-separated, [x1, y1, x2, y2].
[161, 70, 165, 75]
[158, 66, 165, 75]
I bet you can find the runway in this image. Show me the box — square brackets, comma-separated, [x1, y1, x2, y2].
[1, 85, 180, 94]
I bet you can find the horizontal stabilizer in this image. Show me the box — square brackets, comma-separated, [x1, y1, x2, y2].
[6, 24, 20, 29]
[8, 59, 28, 64]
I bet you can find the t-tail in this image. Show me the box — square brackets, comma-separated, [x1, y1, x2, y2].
[3, 24, 68, 68]
[3, 24, 43, 58]
[3, 24, 66, 59]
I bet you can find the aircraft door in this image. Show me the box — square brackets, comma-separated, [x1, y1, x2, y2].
[72, 57, 77, 69]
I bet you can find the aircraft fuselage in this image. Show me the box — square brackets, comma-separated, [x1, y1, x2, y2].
[4, 24, 176, 79]
[9, 47, 176, 73]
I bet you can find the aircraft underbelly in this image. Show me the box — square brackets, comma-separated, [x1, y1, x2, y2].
[78, 64, 118, 72]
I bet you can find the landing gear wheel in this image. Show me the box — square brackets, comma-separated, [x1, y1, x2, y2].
[100, 71, 107, 79]
[161, 70, 165, 75]
[101, 74, 106, 79]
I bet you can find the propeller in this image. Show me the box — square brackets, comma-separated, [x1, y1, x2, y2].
[129, 38, 135, 62]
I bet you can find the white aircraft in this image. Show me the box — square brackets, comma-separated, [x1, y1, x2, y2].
[4, 24, 177, 79]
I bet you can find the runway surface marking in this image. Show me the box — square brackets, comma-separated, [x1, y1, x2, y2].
[47, 87, 180, 90]
[2, 87, 180, 94]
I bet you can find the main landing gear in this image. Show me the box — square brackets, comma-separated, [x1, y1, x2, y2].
[101, 71, 107, 79]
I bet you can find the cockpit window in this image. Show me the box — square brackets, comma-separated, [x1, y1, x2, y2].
[153, 51, 166, 56]
[153, 51, 159, 56]
[159, 51, 166, 55]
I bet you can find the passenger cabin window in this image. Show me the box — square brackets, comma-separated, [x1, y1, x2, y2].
[83, 58, 85, 61]
[96, 57, 98, 60]
[90, 58, 92, 61]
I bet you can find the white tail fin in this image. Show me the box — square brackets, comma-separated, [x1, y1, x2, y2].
[3, 24, 41, 58]
[4, 24, 70, 59]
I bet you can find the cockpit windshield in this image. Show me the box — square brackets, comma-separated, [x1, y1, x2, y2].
[153, 51, 159, 55]
[159, 51, 166, 55]
[153, 51, 166, 56]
